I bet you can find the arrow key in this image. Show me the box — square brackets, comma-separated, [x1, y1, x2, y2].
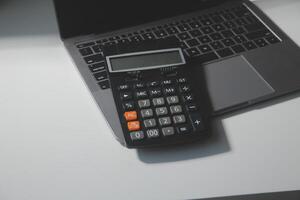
[121, 92, 133, 101]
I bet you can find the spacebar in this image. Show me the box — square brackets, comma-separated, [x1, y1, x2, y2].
[192, 52, 219, 64]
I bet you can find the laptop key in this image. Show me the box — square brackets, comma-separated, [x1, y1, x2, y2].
[198, 45, 212, 53]
[245, 29, 272, 40]
[232, 27, 246, 35]
[254, 38, 269, 47]
[98, 80, 110, 90]
[189, 21, 201, 29]
[211, 15, 224, 23]
[266, 36, 280, 44]
[210, 41, 224, 50]
[223, 21, 236, 29]
[244, 23, 265, 32]
[186, 39, 200, 47]
[79, 47, 93, 56]
[186, 48, 200, 57]
[243, 41, 258, 50]
[94, 71, 108, 81]
[198, 35, 212, 44]
[84, 54, 104, 64]
[177, 32, 191, 40]
[178, 24, 191, 32]
[216, 48, 234, 57]
[221, 30, 234, 38]
[201, 26, 214, 34]
[210, 33, 223, 41]
[212, 24, 225, 31]
[142, 33, 156, 40]
[154, 30, 168, 38]
[200, 18, 213, 26]
[77, 42, 95, 49]
[189, 29, 202, 37]
[222, 38, 236, 46]
[234, 35, 247, 43]
[92, 45, 102, 53]
[89, 62, 106, 73]
[166, 27, 179, 35]
[192, 52, 219, 63]
[232, 44, 246, 53]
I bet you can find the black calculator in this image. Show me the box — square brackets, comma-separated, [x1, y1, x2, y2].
[106, 47, 212, 148]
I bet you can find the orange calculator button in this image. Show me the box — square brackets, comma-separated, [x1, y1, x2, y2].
[127, 121, 140, 131]
[124, 111, 137, 121]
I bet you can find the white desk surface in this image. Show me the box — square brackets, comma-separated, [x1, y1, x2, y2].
[0, 0, 299, 200]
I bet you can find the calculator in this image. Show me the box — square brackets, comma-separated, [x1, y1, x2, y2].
[106, 47, 212, 148]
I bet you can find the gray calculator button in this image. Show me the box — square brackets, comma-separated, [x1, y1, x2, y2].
[166, 96, 179, 105]
[173, 115, 186, 124]
[170, 105, 183, 114]
[138, 99, 151, 108]
[153, 98, 165, 106]
[144, 119, 157, 128]
[146, 129, 160, 138]
[159, 117, 172, 126]
[162, 127, 175, 136]
[141, 109, 153, 118]
[156, 107, 168, 116]
[130, 131, 145, 141]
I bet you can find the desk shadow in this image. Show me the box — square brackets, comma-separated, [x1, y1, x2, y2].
[219, 91, 300, 120]
[136, 119, 231, 164]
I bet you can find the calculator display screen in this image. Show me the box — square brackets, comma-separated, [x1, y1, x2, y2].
[107, 49, 185, 72]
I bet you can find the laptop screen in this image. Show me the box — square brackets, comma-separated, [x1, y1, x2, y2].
[54, 0, 230, 39]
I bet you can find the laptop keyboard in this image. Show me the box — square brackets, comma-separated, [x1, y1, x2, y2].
[76, 5, 281, 90]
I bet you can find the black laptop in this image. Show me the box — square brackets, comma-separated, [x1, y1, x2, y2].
[53, 0, 300, 148]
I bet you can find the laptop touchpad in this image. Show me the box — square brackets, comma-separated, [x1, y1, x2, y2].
[203, 56, 275, 112]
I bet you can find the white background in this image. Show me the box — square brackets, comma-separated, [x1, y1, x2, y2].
[0, 0, 299, 199]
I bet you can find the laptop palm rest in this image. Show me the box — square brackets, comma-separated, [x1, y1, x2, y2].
[202, 56, 275, 112]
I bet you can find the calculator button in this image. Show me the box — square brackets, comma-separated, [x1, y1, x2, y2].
[159, 117, 172, 126]
[173, 115, 186, 124]
[162, 79, 173, 85]
[141, 109, 154, 118]
[124, 111, 137, 121]
[162, 127, 175, 136]
[156, 107, 168, 116]
[135, 82, 145, 88]
[180, 85, 191, 93]
[138, 99, 151, 108]
[147, 81, 160, 87]
[177, 125, 191, 134]
[166, 96, 179, 105]
[146, 129, 160, 138]
[118, 84, 130, 91]
[177, 78, 187, 84]
[130, 131, 145, 141]
[183, 94, 194, 102]
[121, 92, 133, 101]
[123, 102, 135, 110]
[135, 90, 148, 99]
[163, 87, 176, 95]
[127, 121, 141, 131]
[149, 89, 162, 97]
[144, 119, 157, 128]
[190, 113, 204, 130]
[170, 105, 183, 114]
[187, 104, 198, 112]
[153, 98, 165, 106]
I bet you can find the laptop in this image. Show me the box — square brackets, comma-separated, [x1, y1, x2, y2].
[53, 0, 300, 148]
